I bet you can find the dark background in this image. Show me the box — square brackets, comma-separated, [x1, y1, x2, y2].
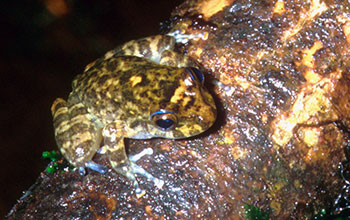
[0, 0, 183, 217]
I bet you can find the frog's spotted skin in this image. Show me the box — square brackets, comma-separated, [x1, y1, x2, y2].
[51, 35, 216, 196]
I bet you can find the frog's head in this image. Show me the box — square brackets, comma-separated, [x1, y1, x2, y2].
[147, 67, 217, 139]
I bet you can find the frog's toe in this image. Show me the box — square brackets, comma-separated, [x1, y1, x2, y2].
[129, 148, 153, 162]
[125, 166, 150, 198]
[77, 161, 108, 175]
[85, 161, 108, 174]
[132, 163, 165, 189]
[78, 166, 86, 175]
[97, 145, 108, 154]
[135, 187, 146, 198]
[153, 177, 165, 189]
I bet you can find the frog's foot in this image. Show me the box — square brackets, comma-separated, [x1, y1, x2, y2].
[97, 145, 108, 154]
[112, 161, 146, 198]
[129, 148, 165, 190]
[78, 161, 108, 175]
[112, 148, 164, 197]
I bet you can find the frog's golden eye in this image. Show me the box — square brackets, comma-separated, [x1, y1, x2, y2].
[185, 67, 204, 84]
[150, 110, 178, 131]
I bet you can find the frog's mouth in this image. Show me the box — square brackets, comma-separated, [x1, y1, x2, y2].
[129, 110, 215, 140]
[128, 120, 180, 140]
[126, 119, 174, 140]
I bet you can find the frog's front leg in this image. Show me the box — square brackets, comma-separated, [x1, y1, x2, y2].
[103, 123, 164, 197]
[102, 124, 143, 195]
[51, 93, 106, 174]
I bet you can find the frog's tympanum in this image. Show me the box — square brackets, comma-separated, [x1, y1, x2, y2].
[51, 35, 216, 196]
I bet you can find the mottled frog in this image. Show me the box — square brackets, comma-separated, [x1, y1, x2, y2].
[51, 35, 216, 196]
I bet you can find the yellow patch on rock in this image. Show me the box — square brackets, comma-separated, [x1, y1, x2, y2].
[230, 145, 248, 160]
[199, 0, 233, 19]
[273, 0, 285, 15]
[282, 0, 328, 42]
[304, 69, 322, 84]
[300, 127, 320, 147]
[301, 41, 323, 69]
[272, 71, 342, 147]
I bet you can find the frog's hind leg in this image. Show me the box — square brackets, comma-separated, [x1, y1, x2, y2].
[158, 50, 200, 68]
[100, 35, 176, 64]
[51, 94, 106, 174]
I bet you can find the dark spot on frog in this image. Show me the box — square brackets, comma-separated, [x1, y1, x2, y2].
[137, 75, 150, 87]
[129, 119, 146, 129]
[140, 91, 148, 98]
[161, 80, 179, 101]
[138, 42, 153, 58]
[166, 102, 180, 113]
[151, 89, 162, 97]
[118, 70, 134, 85]
[105, 59, 120, 72]
[97, 75, 109, 87]
[184, 96, 195, 111]
[69, 104, 89, 117]
[124, 44, 137, 54]
[122, 89, 134, 101]
[157, 36, 173, 52]
[194, 105, 201, 113]
[111, 99, 121, 107]
[152, 71, 162, 80]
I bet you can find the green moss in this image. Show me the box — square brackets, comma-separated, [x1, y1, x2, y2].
[42, 150, 59, 161]
[45, 162, 59, 173]
[244, 204, 269, 220]
[42, 150, 61, 173]
[311, 208, 350, 220]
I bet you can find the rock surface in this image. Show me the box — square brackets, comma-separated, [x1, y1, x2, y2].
[7, 0, 350, 219]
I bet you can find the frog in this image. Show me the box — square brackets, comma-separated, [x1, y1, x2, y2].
[51, 34, 217, 196]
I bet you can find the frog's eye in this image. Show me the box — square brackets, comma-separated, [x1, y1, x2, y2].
[150, 110, 178, 131]
[186, 67, 205, 84]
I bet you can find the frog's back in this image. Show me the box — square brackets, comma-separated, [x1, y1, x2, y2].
[72, 56, 182, 122]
